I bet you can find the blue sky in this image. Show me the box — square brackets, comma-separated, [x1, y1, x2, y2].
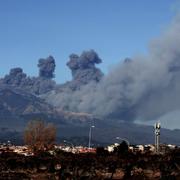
[0, 0, 176, 83]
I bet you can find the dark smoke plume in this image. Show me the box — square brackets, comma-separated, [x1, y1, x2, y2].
[65, 50, 103, 90]
[3, 68, 27, 86]
[38, 56, 56, 79]
[0, 56, 56, 95]
[2, 15, 180, 126]
[44, 15, 180, 125]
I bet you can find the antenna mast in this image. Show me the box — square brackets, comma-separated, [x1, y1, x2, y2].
[154, 122, 161, 153]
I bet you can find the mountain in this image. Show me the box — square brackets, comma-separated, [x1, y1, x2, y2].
[0, 88, 179, 145]
[0, 88, 56, 129]
[0, 88, 96, 130]
[56, 121, 180, 146]
[0, 49, 180, 145]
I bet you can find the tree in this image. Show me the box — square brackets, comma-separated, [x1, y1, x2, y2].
[24, 120, 56, 152]
[114, 141, 129, 155]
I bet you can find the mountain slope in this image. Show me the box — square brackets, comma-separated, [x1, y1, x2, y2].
[0, 88, 179, 145]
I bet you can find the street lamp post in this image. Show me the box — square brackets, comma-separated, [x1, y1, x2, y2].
[88, 125, 95, 149]
[115, 137, 130, 147]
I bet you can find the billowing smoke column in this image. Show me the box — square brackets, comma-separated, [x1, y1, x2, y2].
[2, 15, 180, 124]
[45, 15, 180, 124]
[64, 50, 103, 89]
[38, 56, 56, 79]
[0, 56, 56, 94]
[3, 68, 27, 86]
[67, 50, 103, 82]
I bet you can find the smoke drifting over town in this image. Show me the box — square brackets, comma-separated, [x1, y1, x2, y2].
[1, 15, 180, 124]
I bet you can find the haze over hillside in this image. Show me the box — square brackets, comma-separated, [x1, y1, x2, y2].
[1, 1, 180, 144]
[0, 46, 180, 144]
[1, 14, 180, 130]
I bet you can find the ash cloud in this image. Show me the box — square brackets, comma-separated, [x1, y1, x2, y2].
[3, 68, 27, 86]
[38, 56, 56, 79]
[0, 56, 56, 95]
[63, 50, 103, 90]
[2, 15, 180, 124]
[67, 50, 103, 83]
[45, 15, 180, 124]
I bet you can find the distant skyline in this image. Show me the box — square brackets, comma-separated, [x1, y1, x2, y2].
[0, 0, 177, 83]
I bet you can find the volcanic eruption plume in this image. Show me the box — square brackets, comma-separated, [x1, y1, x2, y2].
[1, 14, 180, 125]
[0, 56, 56, 94]
[38, 56, 56, 79]
[45, 15, 180, 124]
[67, 50, 103, 85]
